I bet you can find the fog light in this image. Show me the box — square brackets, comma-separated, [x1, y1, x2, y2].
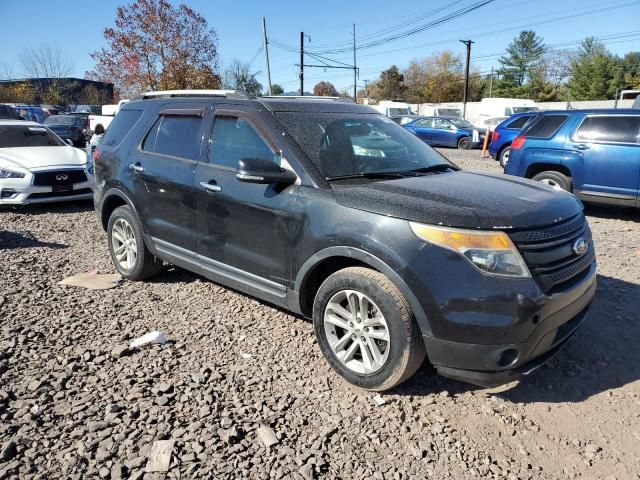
[497, 348, 519, 367]
[1, 189, 18, 199]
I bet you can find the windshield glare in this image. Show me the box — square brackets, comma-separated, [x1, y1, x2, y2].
[276, 112, 452, 178]
[45, 115, 75, 125]
[448, 118, 474, 128]
[0, 125, 66, 148]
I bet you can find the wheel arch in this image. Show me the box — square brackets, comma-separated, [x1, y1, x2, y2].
[99, 187, 138, 231]
[293, 246, 432, 336]
[524, 162, 572, 179]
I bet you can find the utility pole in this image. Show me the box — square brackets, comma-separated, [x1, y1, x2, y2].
[300, 32, 304, 96]
[353, 23, 357, 102]
[489, 67, 493, 98]
[460, 39, 474, 119]
[262, 17, 272, 96]
[364, 79, 369, 97]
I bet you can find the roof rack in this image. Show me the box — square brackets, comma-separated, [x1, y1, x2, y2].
[134, 89, 252, 100]
[262, 95, 355, 103]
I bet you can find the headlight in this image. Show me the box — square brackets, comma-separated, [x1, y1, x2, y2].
[409, 222, 530, 278]
[0, 168, 25, 179]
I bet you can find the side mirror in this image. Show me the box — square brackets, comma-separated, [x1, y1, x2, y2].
[65, 138, 74, 146]
[236, 158, 297, 185]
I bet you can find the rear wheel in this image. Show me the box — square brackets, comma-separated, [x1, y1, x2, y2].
[457, 136, 471, 150]
[531, 171, 572, 192]
[312, 267, 426, 391]
[107, 205, 163, 280]
[498, 146, 511, 167]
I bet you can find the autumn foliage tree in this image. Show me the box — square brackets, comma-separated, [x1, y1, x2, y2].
[313, 81, 338, 96]
[88, 0, 221, 97]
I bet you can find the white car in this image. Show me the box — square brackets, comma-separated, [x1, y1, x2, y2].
[0, 120, 94, 205]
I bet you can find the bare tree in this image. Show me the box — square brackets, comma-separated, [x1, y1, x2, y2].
[20, 44, 74, 79]
[19, 44, 75, 103]
[223, 59, 262, 95]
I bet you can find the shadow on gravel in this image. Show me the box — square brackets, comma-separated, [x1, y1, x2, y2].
[584, 204, 639, 222]
[0, 230, 68, 250]
[0, 200, 94, 216]
[394, 275, 640, 404]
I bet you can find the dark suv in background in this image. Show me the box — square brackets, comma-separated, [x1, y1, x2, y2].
[93, 91, 596, 391]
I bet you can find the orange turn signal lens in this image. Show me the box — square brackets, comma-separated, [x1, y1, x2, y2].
[409, 223, 514, 251]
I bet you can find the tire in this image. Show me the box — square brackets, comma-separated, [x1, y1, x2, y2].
[107, 205, 163, 280]
[531, 171, 572, 192]
[312, 267, 426, 391]
[457, 136, 471, 150]
[498, 146, 511, 167]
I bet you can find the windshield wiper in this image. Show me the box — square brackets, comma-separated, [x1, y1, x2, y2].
[325, 172, 410, 181]
[405, 164, 457, 174]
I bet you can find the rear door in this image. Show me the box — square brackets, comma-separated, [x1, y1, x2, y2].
[568, 114, 640, 206]
[432, 118, 455, 147]
[193, 107, 300, 300]
[129, 104, 205, 252]
[409, 117, 434, 143]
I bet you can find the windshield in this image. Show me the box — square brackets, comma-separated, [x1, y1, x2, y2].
[44, 115, 75, 125]
[276, 112, 452, 178]
[0, 125, 65, 147]
[388, 108, 411, 116]
[448, 118, 474, 128]
[512, 107, 538, 113]
[439, 108, 461, 117]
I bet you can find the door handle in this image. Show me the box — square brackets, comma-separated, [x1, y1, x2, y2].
[573, 144, 590, 150]
[200, 181, 222, 193]
[129, 163, 144, 173]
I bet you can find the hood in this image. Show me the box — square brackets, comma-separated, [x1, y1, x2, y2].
[0, 146, 87, 171]
[332, 171, 582, 230]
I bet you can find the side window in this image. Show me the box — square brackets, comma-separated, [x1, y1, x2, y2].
[415, 118, 433, 128]
[433, 118, 450, 129]
[209, 117, 274, 169]
[524, 115, 568, 138]
[574, 116, 640, 144]
[101, 109, 142, 146]
[506, 115, 530, 129]
[141, 115, 203, 160]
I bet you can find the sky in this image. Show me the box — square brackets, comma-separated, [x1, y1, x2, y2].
[0, 0, 639, 93]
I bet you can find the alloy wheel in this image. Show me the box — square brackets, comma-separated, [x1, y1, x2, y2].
[111, 218, 137, 270]
[323, 289, 390, 374]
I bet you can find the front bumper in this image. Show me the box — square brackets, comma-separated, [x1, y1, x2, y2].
[0, 178, 94, 205]
[422, 264, 596, 387]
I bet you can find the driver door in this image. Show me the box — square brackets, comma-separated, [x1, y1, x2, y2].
[432, 118, 455, 147]
[193, 108, 300, 299]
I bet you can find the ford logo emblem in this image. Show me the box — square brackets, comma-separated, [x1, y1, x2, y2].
[55, 174, 68, 181]
[572, 238, 588, 256]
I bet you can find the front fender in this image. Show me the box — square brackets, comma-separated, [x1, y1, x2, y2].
[293, 244, 432, 336]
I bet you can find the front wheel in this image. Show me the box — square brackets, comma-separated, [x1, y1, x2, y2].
[107, 205, 163, 280]
[499, 146, 511, 167]
[313, 267, 426, 391]
[531, 171, 572, 192]
[457, 136, 471, 150]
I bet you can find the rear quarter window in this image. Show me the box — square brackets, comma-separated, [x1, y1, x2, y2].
[523, 114, 568, 138]
[574, 116, 640, 144]
[505, 115, 531, 129]
[101, 109, 143, 147]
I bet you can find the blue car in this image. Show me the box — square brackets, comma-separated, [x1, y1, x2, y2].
[505, 109, 640, 208]
[488, 112, 536, 167]
[404, 116, 483, 149]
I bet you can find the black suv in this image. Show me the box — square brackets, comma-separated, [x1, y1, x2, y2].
[93, 92, 597, 391]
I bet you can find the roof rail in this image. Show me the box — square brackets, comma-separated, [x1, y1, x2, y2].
[134, 89, 252, 100]
[262, 95, 354, 103]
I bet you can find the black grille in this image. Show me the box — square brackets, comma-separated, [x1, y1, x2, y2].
[27, 188, 92, 200]
[509, 214, 595, 292]
[32, 169, 87, 186]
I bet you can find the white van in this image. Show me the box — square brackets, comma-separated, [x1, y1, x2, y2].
[420, 104, 462, 118]
[372, 100, 414, 118]
[475, 98, 538, 127]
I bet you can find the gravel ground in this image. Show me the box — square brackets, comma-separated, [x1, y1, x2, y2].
[1, 149, 639, 480]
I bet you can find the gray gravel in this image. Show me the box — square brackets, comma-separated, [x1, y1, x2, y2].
[1, 149, 639, 479]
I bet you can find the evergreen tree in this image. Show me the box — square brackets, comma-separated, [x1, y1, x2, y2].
[494, 30, 545, 98]
[567, 37, 621, 100]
